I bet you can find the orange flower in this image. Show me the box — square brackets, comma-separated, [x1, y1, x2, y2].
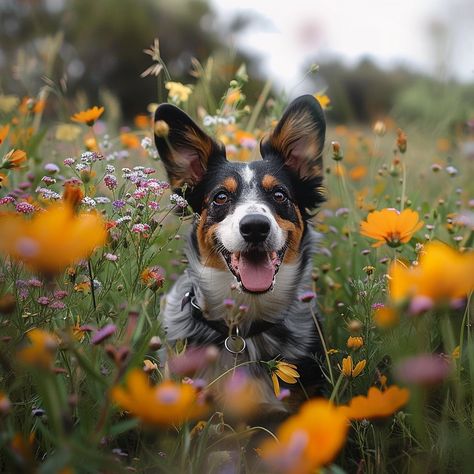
[71, 106, 104, 126]
[339, 385, 410, 420]
[111, 369, 206, 426]
[1, 149, 27, 170]
[0, 124, 9, 144]
[373, 305, 399, 328]
[62, 179, 84, 209]
[120, 132, 140, 149]
[340, 356, 366, 378]
[389, 241, 474, 305]
[134, 114, 152, 129]
[260, 399, 348, 474]
[0, 203, 106, 275]
[19, 97, 45, 115]
[360, 208, 423, 248]
[349, 165, 368, 181]
[268, 360, 300, 397]
[347, 336, 364, 350]
[18, 329, 58, 369]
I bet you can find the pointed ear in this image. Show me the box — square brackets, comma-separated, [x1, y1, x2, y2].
[154, 104, 226, 189]
[260, 94, 326, 183]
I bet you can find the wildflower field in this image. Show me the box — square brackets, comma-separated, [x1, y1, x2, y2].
[0, 39, 474, 474]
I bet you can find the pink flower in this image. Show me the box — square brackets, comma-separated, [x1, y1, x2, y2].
[395, 354, 452, 386]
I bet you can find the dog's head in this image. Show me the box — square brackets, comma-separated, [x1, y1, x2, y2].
[154, 95, 326, 294]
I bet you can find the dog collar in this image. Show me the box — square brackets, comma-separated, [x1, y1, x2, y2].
[181, 288, 276, 351]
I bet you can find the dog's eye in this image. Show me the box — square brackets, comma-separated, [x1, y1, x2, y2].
[213, 192, 229, 205]
[273, 190, 287, 203]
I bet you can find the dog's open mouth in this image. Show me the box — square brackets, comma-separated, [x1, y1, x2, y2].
[222, 249, 284, 293]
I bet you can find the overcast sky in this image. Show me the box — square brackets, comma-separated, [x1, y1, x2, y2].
[210, 0, 474, 93]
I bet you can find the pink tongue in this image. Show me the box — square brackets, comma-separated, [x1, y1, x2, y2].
[239, 253, 275, 292]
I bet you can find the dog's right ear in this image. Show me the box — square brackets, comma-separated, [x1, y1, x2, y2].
[154, 104, 226, 189]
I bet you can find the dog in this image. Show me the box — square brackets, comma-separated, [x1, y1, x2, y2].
[154, 95, 326, 415]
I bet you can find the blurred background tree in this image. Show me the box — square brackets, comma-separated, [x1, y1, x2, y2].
[0, 0, 263, 120]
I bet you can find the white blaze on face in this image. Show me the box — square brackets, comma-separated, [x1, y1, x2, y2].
[216, 202, 285, 252]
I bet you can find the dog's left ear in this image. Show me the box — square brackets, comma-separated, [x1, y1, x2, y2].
[260, 95, 326, 207]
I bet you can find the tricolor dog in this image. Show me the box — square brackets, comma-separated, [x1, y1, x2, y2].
[154, 95, 326, 413]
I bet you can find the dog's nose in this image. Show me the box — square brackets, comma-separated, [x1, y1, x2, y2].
[239, 214, 271, 243]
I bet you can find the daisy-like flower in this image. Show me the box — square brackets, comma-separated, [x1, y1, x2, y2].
[111, 369, 207, 426]
[360, 208, 423, 248]
[1, 149, 27, 170]
[389, 241, 474, 309]
[71, 106, 104, 126]
[267, 360, 300, 397]
[0, 203, 106, 275]
[18, 329, 58, 369]
[259, 399, 348, 474]
[0, 124, 10, 145]
[339, 385, 410, 420]
[340, 356, 366, 378]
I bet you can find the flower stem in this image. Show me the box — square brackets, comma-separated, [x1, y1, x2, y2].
[88, 259, 97, 312]
[309, 305, 335, 388]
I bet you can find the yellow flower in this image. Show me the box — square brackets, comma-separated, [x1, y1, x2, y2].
[0, 94, 19, 113]
[360, 208, 423, 248]
[71, 106, 104, 126]
[451, 346, 460, 359]
[314, 93, 331, 110]
[1, 149, 27, 170]
[347, 336, 364, 350]
[165, 82, 193, 103]
[18, 329, 58, 369]
[260, 399, 348, 474]
[225, 89, 243, 105]
[340, 356, 366, 378]
[339, 385, 410, 420]
[269, 361, 300, 397]
[0, 124, 10, 144]
[111, 369, 206, 426]
[0, 203, 106, 275]
[389, 241, 474, 307]
[55, 124, 82, 141]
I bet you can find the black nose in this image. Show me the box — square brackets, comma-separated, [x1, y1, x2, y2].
[239, 214, 271, 243]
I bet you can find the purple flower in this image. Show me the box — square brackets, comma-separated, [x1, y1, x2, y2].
[0, 196, 16, 205]
[91, 324, 117, 345]
[63, 158, 75, 166]
[37, 296, 50, 306]
[223, 298, 235, 308]
[148, 201, 160, 210]
[28, 278, 43, 288]
[54, 290, 68, 300]
[16, 202, 35, 214]
[44, 163, 60, 174]
[105, 253, 118, 262]
[104, 174, 117, 190]
[41, 176, 56, 186]
[131, 223, 151, 234]
[409, 296, 434, 315]
[49, 301, 66, 310]
[395, 354, 452, 386]
[112, 200, 126, 209]
[298, 291, 316, 303]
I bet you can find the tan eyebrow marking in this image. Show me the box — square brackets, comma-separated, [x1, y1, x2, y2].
[262, 174, 279, 190]
[223, 177, 238, 193]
